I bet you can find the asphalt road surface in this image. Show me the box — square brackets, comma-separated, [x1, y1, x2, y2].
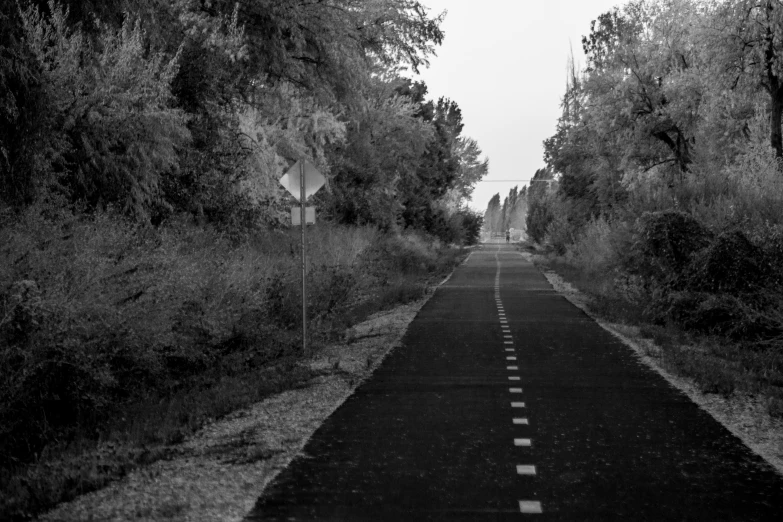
[246, 244, 783, 521]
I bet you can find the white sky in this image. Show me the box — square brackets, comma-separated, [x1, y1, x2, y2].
[413, 0, 622, 212]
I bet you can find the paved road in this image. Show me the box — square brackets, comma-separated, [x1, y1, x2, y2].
[246, 244, 783, 521]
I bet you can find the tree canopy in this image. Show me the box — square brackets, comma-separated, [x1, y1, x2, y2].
[1, 0, 488, 241]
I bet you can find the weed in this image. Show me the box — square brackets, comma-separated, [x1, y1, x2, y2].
[0, 207, 464, 521]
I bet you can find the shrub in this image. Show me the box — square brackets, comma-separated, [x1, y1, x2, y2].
[566, 217, 614, 274]
[676, 230, 770, 294]
[629, 210, 713, 284]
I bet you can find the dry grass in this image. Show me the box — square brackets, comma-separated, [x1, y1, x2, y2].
[37, 291, 434, 522]
[0, 206, 465, 521]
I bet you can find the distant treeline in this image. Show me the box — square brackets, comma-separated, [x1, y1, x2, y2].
[483, 184, 528, 237]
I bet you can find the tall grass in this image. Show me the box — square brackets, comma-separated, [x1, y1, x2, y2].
[0, 206, 464, 520]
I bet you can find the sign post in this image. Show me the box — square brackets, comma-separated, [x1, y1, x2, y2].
[280, 159, 326, 356]
[299, 161, 307, 356]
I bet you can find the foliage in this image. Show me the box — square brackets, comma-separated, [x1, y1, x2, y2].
[0, 204, 466, 519]
[706, 0, 783, 158]
[456, 208, 484, 245]
[524, 168, 556, 243]
[534, 0, 783, 353]
[483, 193, 502, 235]
[19, 1, 190, 219]
[0, 2, 51, 206]
[2, 0, 486, 240]
[0, 1, 486, 518]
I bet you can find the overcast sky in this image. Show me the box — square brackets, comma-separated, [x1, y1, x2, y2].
[412, 0, 622, 212]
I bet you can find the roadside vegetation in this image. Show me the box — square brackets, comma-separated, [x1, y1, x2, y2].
[0, 1, 483, 519]
[517, 0, 783, 422]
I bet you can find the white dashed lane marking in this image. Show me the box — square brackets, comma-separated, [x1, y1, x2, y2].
[495, 248, 542, 514]
[519, 501, 543, 514]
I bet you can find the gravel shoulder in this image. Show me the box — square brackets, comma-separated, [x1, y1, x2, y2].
[39, 295, 434, 522]
[534, 256, 783, 477]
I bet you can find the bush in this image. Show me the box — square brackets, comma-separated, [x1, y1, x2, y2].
[676, 230, 770, 294]
[0, 208, 461, 485]
[634, 219, 783, 342]
[633, 211, 713, 276]
[566, 217, 615, 274]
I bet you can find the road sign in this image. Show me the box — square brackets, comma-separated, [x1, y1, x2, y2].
[291, 206, 315, 225]
[278, 159, 326, 358]
[279, 159, 326, 201]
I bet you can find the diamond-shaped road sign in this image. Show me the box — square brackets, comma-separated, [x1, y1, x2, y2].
[279, 159, 326, 201]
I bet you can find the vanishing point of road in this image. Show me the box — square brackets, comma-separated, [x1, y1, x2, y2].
[246, 243, 783, 521]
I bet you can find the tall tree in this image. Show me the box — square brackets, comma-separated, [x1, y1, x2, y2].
[484, 193, 501, 235]
[709, 0, 783, 158]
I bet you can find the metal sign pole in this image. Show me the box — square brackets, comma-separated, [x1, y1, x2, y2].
[280, 159, 324, 357]
[300, 161, 307, 356]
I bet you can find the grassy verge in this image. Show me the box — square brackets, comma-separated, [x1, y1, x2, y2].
[526, 244, 783, 420]
[0, 208, 466, 521]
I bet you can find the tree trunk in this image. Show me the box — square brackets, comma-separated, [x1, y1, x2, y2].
[653, 129, 691, 173]
[771, 88, 783, 159]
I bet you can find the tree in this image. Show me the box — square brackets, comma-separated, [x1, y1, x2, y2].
[580, 1, 704, 175]
[525, 168, 555, 243]
[708, 0, 783, 158]
[324, 76, 433, 229]
[501, 186, 527, 232]
[484, 193, 501, 235]
[0, 2, 49, 205]
[19, 2, 190, 219]
[450, 137, 489, 207]
[398, 93, 465, 233]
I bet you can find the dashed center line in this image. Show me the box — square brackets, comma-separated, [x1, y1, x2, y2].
[519, 501, 543, 514]
[495, 247, 542, 514]
[517, 465, 536, 475]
